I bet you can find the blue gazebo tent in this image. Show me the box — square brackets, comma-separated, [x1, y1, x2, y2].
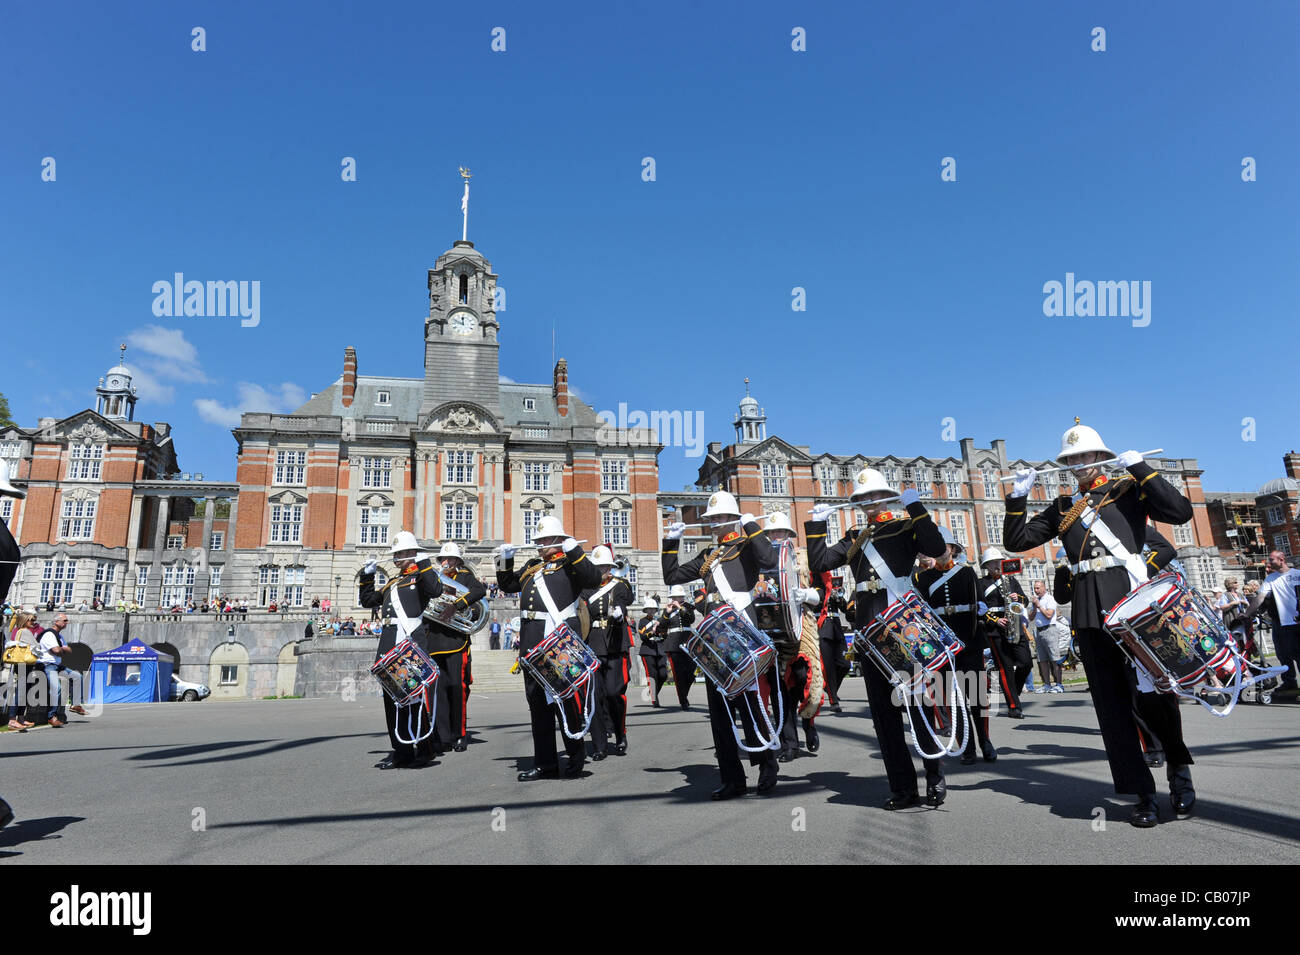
[86, 639, 174, 703]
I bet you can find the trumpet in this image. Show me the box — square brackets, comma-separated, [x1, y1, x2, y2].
[353, 559, 399, 583]
[609, 556, 631, 579]
[496, 539, 589, 552]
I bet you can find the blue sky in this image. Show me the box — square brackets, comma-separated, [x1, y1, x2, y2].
[2, 1, 1296, 493]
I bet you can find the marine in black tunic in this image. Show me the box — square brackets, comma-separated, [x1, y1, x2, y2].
[359, 553, 444, 769]
[1004, 431, 1195, 826]
[663, 502, 781, 800]
[978, 555, 1032, 719]
[423, 548, 488, 753]
[636, 601, 670, 707]
[806, 477, 947, 809]
[580, 557, 636, 758]
[497, 534, 602, 780]
[662, 592, 699, 710]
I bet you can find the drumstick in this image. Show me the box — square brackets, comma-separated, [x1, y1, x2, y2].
[670, 514, 782, 530]
[821, 495, 903, 513]
[998, 449, 1163, 481]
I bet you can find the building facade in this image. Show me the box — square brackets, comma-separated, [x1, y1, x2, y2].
[1206, 451, 1300, 581]
[226, 237, 665, 611]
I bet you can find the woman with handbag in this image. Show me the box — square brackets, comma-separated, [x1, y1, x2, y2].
[4, 611, 40, 730]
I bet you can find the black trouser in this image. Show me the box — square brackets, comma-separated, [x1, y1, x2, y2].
[591, 654, 631, 754]
[1075, 627, 1193, 796]
[820, 638, 849, 705]
[381, 692, 435, 763]
[863, 661, 942, 795]
[988, 632, 1032, 713]
[640, 649, 668, 704]
[705, 669, 779, 787]
[523, 670, 586, 771]
[778, 658, 812, 756]
[430, 649, 468, 748]
[1273, 624, 1299, 690]
[666, 650, 696, 707]
[953, 646, 990, 752]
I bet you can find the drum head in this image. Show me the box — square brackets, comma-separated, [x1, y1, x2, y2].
[1104, 574, 1177, 628]
[777, 539, 802, 636]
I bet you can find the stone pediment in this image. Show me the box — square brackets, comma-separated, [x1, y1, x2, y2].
[420, 401, 499, 435]
[52, 411, 137, 444]
[734, 435, 813, 464]
[269, 489, 307, 505]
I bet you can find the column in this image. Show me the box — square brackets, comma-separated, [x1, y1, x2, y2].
[146, 495, 169, 608]
[197, 495, 216, 601]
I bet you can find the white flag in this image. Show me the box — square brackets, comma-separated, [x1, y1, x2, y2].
[461, 182, 469, 214]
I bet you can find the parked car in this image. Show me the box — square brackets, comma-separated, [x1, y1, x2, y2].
[122, 672, 211, 701]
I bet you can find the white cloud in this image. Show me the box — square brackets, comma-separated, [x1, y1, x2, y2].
[126, 325, 210, 383]
[498, 374, 515, 383]
[194, 382, 308, 429]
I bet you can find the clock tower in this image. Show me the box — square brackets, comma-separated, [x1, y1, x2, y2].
[95, 343, 138, 421]
[420, 239, 501, 419]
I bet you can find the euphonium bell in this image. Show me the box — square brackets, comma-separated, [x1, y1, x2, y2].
[422, 570, 491, 636]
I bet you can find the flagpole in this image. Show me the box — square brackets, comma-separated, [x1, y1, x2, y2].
[458, 166, 472, 241]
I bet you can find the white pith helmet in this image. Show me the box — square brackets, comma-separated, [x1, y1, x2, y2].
[642, 598, 658, 611]
[980, 546, 1004, 565]
[668, 584, 687, 598]
[701, 490, 740, 519]
[591, 545, 614, 567]
[765, 511, 794, 534]
[534, 515, 566, 540]
[938, 525, 961, 551]
[850, 467, 895, 501]
[390, 531, 420, 556]
[0, 460, 25, 499]
[437, 542, 463, 560]
[1057, 423, 1113, 464]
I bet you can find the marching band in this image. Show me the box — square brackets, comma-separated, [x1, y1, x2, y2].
[357, 421, 1286, 828]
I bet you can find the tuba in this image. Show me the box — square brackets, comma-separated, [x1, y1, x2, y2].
[422, 570, 491, 635]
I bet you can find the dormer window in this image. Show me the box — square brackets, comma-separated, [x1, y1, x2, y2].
[523, 398, 536, 411]
[458, 274, 469, 304]
[376, 391, 390, 406]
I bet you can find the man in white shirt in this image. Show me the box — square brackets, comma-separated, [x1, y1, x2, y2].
[36, 613, 73, 726]
[1245, 551, 1300, 694]
[1030, 580, 1063, 692]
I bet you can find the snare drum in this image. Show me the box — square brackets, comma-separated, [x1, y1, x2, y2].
[684, 605, 777, 698]
[853, 590, 965, 690]
[520, 623, 600, 701]
[751, 539, 803, 649]
[1103, 572, 1234, 693]
[370, 639, 439, 706]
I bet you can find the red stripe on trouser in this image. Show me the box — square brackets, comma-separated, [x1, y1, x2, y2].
[459, 655, 470, 736]
[667, 656, 677, 683]
[988, 643, 1018, 710]
[642, 657, 655, 703]
[621, 657, 629, 734]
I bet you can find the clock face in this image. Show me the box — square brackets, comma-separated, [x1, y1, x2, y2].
[449, 312, 477, 335]
[108, 376, 124, 388]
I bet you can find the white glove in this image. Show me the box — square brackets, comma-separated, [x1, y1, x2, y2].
[666, 521, 686, 540]
[740, 512, 755, 526]
[795, 587, 821, 607]
[810, 503, 833, 522]
[978, 601, 989, 615]
[610, 605, 624, 620]
[498, 544, 516, 564]
[362, 559, 378, 575]
[562, 537, 580, 553]
[1011, 467, 1037, 497]
[900, 488, 920, 507]
[1117, 450, 1143, 468]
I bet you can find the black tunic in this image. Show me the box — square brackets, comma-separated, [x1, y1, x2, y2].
[580, 577, 636, 657]
[1004, 462, 1193, 629]
[914, 562, 981, 654]
[424, 564, 488, 654]
[496, 548, 602, 653]
[358, 558, 444, 660]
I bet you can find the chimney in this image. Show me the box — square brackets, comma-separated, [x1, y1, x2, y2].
[1285, 451, 1300, 482]
[341, 347, 357, 408]
[553, 358, 569, 418]
[991, 438, 1007, 468]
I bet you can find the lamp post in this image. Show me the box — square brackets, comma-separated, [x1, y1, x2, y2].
[333, 575, 341, 620]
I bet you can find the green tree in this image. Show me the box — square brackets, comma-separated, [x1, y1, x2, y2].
[0, 392, 14, 429]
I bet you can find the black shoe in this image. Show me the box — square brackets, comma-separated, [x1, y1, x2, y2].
[960, 751, 978, 765]
[777, 749, 796, 763]
[376, 753, 411, 770]
[404, 755, 434, 770]
[0, 797, 12, 830]
[651, 700, 661, 708]
[980, 738, 997, 763]
[1130, 795, 1160, 828]
[925, 774, 947, 807]
[756, 764, 778, 794]
[517, 767, 560, 782]
[453, 737, 468, 753]
[563, 761, 586, 778]
[615, 739, 628, 756]
[1007, 709, 1025, 720]
[591, 751, 608, 761]
[1144, 750, 1165, 768]
[711, 782, 748, 800]
[884, 791, 920, 811]
[679, 701, 690, 711]
[1168, 765, 1195, 816]
[804, 719, 820, 752]
[830, 702, 842, 713]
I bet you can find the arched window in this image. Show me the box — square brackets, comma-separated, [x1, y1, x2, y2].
[458, 274, 469, 304]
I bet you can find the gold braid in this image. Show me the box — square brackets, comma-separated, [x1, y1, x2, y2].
[844, 526, 873, 564]
[698, 538, 746, 581]
[1057, 476, 1136, 534]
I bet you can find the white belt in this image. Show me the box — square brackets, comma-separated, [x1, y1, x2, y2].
[938, 603, 974, 615]
[856, 580, 886, 594]
[665, 627, 684, 634]
[520, 602, 579, 623]
[1068, 556, 1125, 575]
